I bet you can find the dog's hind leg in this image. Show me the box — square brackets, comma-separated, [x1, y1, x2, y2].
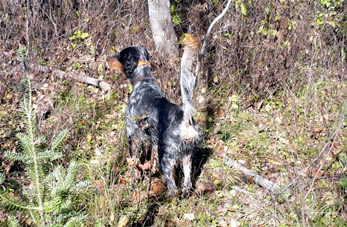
[182, 154, 193, 196]
[160, 149, 178, 197]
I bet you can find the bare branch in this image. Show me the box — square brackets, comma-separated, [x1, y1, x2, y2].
[195, 0, 233, 75]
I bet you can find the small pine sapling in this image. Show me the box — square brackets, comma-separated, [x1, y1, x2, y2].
[0, 78, 90, 226]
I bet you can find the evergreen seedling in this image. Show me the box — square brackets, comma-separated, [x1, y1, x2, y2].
[0, 78, 90, 226]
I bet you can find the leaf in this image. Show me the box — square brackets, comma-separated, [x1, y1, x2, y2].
[240, 3, 247, 16]
[117, 216, 130, 227]
[81, 32, 89, 39]
[213, 75, 219, 83]
[338, 177, 347, 189]
[150, 181, 165, 198]
[138, 161, 151, 171]
[80, 32, 89, 39]
[326, 21, 336, 28]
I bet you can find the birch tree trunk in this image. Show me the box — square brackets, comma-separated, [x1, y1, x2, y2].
[147, 0, 178, 57]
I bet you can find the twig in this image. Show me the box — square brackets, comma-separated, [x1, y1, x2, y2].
[195, 0, 233, 75]
[224, 158, 281, 193]
[305, 136, 335, 200]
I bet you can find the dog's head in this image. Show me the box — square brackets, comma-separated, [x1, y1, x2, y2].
[107, 46, 150, 79]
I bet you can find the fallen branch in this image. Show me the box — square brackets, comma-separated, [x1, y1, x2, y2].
[224, 158, 281, 194]
[27, 62, 111, 91]
[0, 50, 111, 91]
[52, 69, 111, 91]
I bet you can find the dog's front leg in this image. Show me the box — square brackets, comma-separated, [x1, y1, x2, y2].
[150, 144, 159, 174]
[126, 118, 141, 164]
[182, 154, 193, 196]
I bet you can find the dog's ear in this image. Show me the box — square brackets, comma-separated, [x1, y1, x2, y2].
[106, 55, 124, 73]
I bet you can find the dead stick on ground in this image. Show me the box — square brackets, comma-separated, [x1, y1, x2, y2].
[27, 62, 111, 91]
[224, 158, 281, 194]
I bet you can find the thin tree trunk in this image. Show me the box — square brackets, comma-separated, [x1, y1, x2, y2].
[148, 0, 178, 57]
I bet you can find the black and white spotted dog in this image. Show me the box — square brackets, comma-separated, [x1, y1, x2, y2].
[107, 43, 200, 196]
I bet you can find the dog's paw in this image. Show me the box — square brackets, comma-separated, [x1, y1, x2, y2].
[182, 186, 193, 197]
[167, 188, 179, 198]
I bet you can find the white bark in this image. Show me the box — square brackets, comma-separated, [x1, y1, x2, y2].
[148, 0, 178, 57]
[224, 158, 281, 194]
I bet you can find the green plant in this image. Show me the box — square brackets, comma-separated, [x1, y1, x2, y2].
[69, 30, 89, 41]
[234, 0, 247, 16]
[69, 29, 89, 48]
[170, 5, 181, 25]
[0, 78, 90, 226]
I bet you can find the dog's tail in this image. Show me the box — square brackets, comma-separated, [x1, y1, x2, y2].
[180, 34, 199, 124]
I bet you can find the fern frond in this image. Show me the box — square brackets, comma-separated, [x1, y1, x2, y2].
[60, 199, 72, 210]
[37, 150, 63, 162]
[4, 151, 30, 162]
[51, 129, 69, 153]
[43, 196, 64, 213]
[0, 191, 39, 211]
[63, 161, 79, 190]
[45, 165, 65, 196]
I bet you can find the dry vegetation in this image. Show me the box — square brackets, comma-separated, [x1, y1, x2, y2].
[0, 0, 346, 226]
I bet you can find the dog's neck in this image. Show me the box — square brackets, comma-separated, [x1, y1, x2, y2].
[133, 76, 155, 86]
[137, 60, 150, 67]
[130, 60, 154, 86]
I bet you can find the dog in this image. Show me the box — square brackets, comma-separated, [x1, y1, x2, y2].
[107, 38, 200, 196]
